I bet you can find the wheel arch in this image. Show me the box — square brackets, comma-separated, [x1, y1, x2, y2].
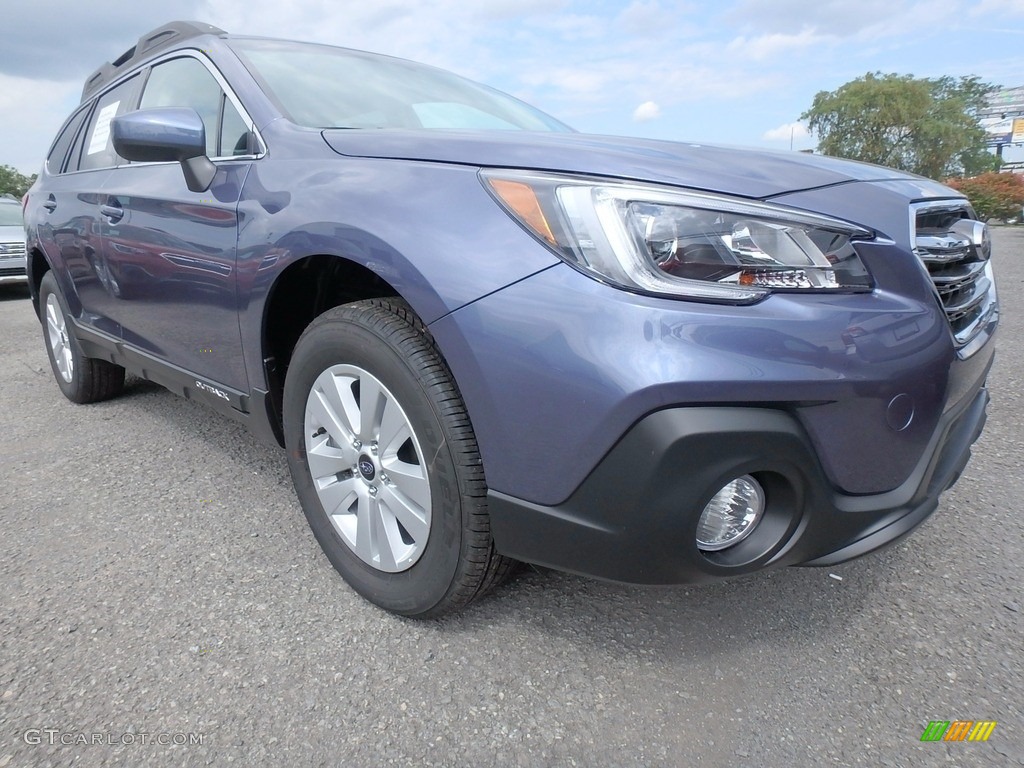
[27, 247, 52, 315]
[259, 253, 405, 445]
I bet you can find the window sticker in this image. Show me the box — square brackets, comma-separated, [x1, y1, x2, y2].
[87, 101, 121, 155]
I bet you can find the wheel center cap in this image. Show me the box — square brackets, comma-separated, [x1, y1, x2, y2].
[357, 455, 376, 481]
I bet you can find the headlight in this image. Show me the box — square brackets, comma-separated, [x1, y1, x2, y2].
[483, 170, 874, 304]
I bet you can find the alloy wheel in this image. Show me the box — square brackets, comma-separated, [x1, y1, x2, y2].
[303, 363, 431, 572]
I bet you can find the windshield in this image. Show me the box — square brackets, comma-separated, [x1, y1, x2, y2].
[231, 39, 571, 133]
[0, 203, 22, 226]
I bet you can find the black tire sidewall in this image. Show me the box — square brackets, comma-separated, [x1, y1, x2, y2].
[283, 308, 467, 616]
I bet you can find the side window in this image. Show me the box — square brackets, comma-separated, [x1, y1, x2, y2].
[219, 94, 250, 156]
[46, 106, 90, 175]
[78, 75, 141, 172]
[141, 57, 249, 158]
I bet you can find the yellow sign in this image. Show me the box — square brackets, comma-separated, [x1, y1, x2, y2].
[1013, 118, 1024, 144]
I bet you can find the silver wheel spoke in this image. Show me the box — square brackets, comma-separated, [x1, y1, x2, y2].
[304, 363, 432, 573]
[307, 435, 353, 481]
[317, 475, 359, 517]
[357, 374, 386, 443]
[372, 501, 400, 571]
[378, 397, 411, 456]
[382, 459, 431, 511]
[45, 295, 73, 383]
[329, 374, 363, 439]
[354, 492, 376, 562]
[378, 483, 429, 544]
[308, 379, 356, 446]
[46, 315, 60, 340]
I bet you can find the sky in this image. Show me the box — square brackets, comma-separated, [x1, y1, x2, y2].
[2, 0, 1023, 175]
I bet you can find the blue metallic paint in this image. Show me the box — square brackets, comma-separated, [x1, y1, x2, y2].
[33, 172, 114, 330]
[428, 246, 975, 502]
[234, 140, 562, 389]
[97, 161, 250, 390]
[322, 129, 928, 200]
[111, 108, 208, 162]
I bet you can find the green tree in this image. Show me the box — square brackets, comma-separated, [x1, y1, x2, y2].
[946, 172, 1024, 222]
[801, 73, 998, 180]
[0, 165, 37, 198]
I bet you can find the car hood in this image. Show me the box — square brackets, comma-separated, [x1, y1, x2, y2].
[0, 224, 25, 241]
[321, 129, 936, 200]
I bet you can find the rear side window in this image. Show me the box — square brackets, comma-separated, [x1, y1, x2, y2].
[140, 56, 249, 158]
[78, 75, 141, 172]
[46, 106, 90, 175]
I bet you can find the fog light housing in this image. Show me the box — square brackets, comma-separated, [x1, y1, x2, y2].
[697, 475, 765, 551]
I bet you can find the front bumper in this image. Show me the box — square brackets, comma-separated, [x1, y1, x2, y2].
[488, 380, 990, 584]
[0, 256, 27, 284]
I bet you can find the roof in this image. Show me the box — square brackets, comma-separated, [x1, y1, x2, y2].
[81, 21, 227, 103]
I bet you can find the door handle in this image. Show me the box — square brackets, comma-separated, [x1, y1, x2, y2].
[43, 195, 57, 212]
[100, 201, 124, 223]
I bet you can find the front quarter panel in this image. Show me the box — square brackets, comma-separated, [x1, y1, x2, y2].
[235, 146, 561, 388]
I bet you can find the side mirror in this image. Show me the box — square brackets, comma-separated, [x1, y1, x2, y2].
[111, 108, 217, 193]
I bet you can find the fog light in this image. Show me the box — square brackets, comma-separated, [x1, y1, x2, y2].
[697, 475, 765, 551]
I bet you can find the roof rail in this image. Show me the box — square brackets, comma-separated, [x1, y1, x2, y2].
[80, 21, 227, 103]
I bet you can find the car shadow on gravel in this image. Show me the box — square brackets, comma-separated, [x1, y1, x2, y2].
[119, 373, 173, 398]
[433, 543, 913, 663]
[0, 285, 31, 302]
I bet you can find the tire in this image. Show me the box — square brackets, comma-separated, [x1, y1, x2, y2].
[283, 298, 513, 617]
[38, 271, 125, 404]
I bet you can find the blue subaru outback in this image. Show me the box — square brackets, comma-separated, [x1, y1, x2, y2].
[23, 22, 998, 616]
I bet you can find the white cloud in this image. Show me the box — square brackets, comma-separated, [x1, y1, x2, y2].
[522, 67, 612, 95]
[617, 0, 693, 34]
[541, 13, 609, 40]
[725, 0, 969, 48]
[972, 0, 1024, 14]
[1, 2, 206, 80]
[726, 0, 916, 36]
[0, 74, 80, 174]
[763, 121, 810, 142]
[726, 28, 832, 61]
[632, 101, 662, 122]
[469, 0, 569, 21]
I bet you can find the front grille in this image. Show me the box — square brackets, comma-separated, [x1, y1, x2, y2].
[912, 202, 997, 349]
[0, 241, 26, 258]
[0, 267, 26, 278]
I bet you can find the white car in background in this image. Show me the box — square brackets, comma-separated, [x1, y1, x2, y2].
[0, 196, 27, 285]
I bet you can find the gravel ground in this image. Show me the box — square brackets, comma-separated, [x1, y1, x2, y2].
[1, 228, 1022, 768]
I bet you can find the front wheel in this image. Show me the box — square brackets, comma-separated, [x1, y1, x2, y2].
[283, 298, 513, 617]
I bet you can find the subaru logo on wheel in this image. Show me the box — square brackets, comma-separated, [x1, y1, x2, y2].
[358, 458, 375, 481]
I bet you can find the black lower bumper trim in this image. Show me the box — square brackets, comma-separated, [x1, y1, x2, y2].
[488, 388, 990, 585]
